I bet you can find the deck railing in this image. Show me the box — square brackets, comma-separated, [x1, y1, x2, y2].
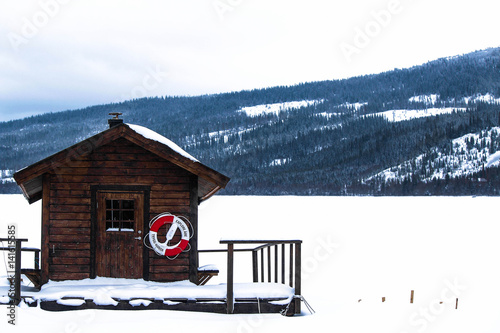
[0, 238, 40, 305]
[200, 239, 302, 314]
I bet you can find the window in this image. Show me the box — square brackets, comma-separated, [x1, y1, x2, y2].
[105, 199, 135, 232]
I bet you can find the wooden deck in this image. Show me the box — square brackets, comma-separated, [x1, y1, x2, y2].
[1, 239, 303, 315]
[0, 279, 297, 315]
[38, 295, 296, 314]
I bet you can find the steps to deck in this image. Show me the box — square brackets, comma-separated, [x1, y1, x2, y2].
[20, 269, 42, 289]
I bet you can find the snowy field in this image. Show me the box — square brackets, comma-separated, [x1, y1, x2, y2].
[238, 100, 323, 117]
[376, 107, 467, 122]
[1, 194, 500, 332]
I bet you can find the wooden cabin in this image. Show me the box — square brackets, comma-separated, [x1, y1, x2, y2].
[13, 116, 230, 286]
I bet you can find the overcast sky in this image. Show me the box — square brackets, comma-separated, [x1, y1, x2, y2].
[0, 0, 499, 122]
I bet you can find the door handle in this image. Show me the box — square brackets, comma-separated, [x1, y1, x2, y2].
[134, 237, 141, 240]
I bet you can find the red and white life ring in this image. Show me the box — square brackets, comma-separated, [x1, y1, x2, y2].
[149, 213, 190, 257]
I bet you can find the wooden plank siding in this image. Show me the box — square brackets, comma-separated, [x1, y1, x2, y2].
[45, 138, 197, 283]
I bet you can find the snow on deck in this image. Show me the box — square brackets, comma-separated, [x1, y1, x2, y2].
[0, 277, 294, 306]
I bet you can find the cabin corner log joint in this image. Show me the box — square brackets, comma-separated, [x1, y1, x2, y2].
[13, 122, 230, 286]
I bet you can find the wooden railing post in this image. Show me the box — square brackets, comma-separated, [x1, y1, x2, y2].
[34, 249, 40, 270]
[252, 250, 258, 283]
[289, 243, 294, 288]
[14, 240, 22, 305]
[274, 245, 278, 283]
[226, 242, 234, 314]
[218, 240, 302, 315]
[294, 242, 302, 314]
[267, 246, 271, 282]
[0, 239, 37, 305]
[281, 243, 285, 284]
[260, 249, 264, 282]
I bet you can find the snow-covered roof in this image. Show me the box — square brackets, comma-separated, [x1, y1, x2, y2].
[126, 123, 199, 162]
[13, 122, 229, 204]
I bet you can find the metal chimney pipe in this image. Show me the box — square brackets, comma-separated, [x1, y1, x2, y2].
[108, 112, 123, 128]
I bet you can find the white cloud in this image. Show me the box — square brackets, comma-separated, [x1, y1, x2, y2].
[0, 0, 499, 121]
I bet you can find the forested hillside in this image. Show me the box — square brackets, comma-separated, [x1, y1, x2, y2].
[2, 47, 500, 195]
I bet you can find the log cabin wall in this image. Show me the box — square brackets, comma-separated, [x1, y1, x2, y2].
[44, 137, 198, 284]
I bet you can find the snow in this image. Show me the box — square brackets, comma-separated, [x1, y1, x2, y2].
[57, 298, 86, 307]
[315, 111, 340, 119]
[409, 94, 440, 104]
[486, 150, 500, 167]
[367, 127, 500, 183]
[0, 170, 14, 184]
[129, 299, 151, 307]
[462, 93, 500, 104]
[315, 102, 366, 119]
[337, 101, 367, 110]
[126, 123, 199, 162]
[238, 100, 323, 117]
[2, 194, 500, 332]
[198, 264, 218, 271]
[408, 93, 500, 105]
[205, 126, 258, 143]
[374, 107, 466, 122]
[106, 228, 134, 232]
[13, 278, 292, 303]
[269, 158, 290, 167]
[207, 128, 232, 139]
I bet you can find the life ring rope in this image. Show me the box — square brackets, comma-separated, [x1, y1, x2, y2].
[144, 213, 193, 259]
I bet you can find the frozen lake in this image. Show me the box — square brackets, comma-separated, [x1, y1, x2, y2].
[1, 194, 500, 332]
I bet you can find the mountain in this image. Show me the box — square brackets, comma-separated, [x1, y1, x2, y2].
[2, 47, 500, 195]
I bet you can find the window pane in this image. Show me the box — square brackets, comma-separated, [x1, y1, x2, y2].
[122, 210, 134, 221]
[122, 200, 134, 210]
[105, 198, 136, 232]
[121, 222, 134, 231]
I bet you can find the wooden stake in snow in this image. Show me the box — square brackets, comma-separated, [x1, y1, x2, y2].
[455, 298, 458, 309]
[410, 290, 414, 303]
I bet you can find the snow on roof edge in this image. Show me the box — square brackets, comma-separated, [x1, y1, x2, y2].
[126, 123, 199, 163]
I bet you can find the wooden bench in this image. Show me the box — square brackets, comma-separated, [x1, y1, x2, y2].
[20, 268, 42, 289]
[197, 265, 219, 285]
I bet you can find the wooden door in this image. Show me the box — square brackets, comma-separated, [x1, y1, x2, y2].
[96, 191, 144, 278]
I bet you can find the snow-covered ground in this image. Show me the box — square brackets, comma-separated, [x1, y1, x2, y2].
[2, 278, 293, 308]
[367, 127, 500, 184]
[238, 100, 323, 117]
[338, 101, 368, 111]
[0, 170, 14, 184]
[375, 107, 467, 122]
[1, 194, 500, 332]
[408, 93, 500, 105]
[462, 93, 500, 104]
[409, 94, 440, 104]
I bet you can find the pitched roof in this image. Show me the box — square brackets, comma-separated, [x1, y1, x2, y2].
[14, 123, 230, 204]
